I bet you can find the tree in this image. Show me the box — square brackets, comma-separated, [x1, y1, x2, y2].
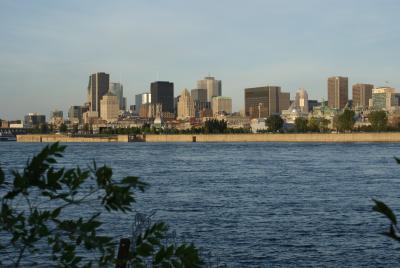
[204, 119, 227, 134]
[369, 110, 388, 131]
[59, 123, 68, 133]
[0, 143, 202, 267]
[40, 123, 49, 134]
[336, 109, 355, 132]
[294, 117, 308, 132]
[72, 124, 79, 134]
[265, 115, 284, 132]
[307, 117, 320, 132]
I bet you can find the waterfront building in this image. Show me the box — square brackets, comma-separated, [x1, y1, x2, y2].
[150, 81, 174, 114]
[244, 86, 290, 118]
[50, 110, 64, 128]
[281, 103, 309, 124]
[212, 96, 232, 116]
[352, 83, 374, 109]
[24, 113, 46, 128]
[191, 88, 210, 118]
[308, 100, 319, 112]
[87, 72, 110, 117]
[100, 92, 119, 122]
[295, 89, 309, 113]
[68, 106, 87, 124]
[197, 76, 222, 101]
[177, 89, 195, 119]
[328, 76, 348, 109]
[371, 87, 396, 111]
[109, 82, 126, 111]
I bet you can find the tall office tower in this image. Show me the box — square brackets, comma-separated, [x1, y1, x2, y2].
[24, 113, 46, 128]
[197, 76, 222, 101]
[100, 92, 119, 122]
[68, 106, 85, 124]
[109, 82, 125, 110]
[352, 83, 374, 108]
[87, 72, 110, 117]
[279, 92, 290, 111]
[150, 81, 174, 113]
[295, 89, 309, 113]
[191, 88, 208, 102]
[371, 87, 396, 110]
[212, 96, 232, 116]
[244, 86, 289, 118]
[327, 76, 348, 109]
[177, 89, 195, 119]
[134, 93, 151, 116]
[50, 110, 64, 128]
[191, 88, 209, 118]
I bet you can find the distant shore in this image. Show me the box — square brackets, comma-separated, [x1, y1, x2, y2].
[15, 133, 400, 143]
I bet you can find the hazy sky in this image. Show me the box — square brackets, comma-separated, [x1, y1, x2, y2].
[1, 0, 399, 119]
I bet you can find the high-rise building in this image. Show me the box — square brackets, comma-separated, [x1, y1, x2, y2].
[191, 88, 208, 102]
[177, 89, 195, 119]
[212, 96, 232, 116]
[295, 89, 309, 113]
[197, 76, 222, 101]
[50, 110, 64, 128]
[100, 92, 119, 122]
[191, 88, 210, 118]
[134, 93, 151, 116]
[24, 113, 46, 128]
[150, 81, 174, 113]
[87, 72, 110, 117]
[68, 106, 86, 124]
[352, 83, 374, 109]
[244, 86, 289, 118]
[109, 82, 125, 111]
[328, 76, 348, 109]
[371, 87, 396, 110]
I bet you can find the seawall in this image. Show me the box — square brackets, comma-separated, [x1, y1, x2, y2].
[16, 133, 400, 143]
[144, 133, 400, 143]
[16, 134, 129, 143]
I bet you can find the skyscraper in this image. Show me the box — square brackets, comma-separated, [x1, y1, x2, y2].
[100, 92, 119, 122]
[177, 89, 195, 119]
[295, 89, 309, 113]
[352, 83, 374, 108]
[328, 76, 348, 109]
[197, 76, 222, 101]
[371, 87, 396, 110]
[212, 96, 232, 116]
[150, 81, 174, 113]
[244, 86, 289, 118]
[109, 82, 126, 111]
[87, 72, 109, 117]
[191, 88, 208, 102]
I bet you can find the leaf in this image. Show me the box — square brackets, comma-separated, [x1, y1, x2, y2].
[0, 166, 4, 186]
[395, 157, 400, 164]
[373, 198, 397, 225]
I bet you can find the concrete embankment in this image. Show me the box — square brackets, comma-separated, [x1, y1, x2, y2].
[144, 133, 400, 143]
[17, 134, 129, 143]
[16, 133, 400, 143]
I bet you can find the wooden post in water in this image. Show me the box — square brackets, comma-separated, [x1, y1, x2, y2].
[116, 238, 131, 268]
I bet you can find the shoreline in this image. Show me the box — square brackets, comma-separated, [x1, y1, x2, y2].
[15, 133, 400, 143]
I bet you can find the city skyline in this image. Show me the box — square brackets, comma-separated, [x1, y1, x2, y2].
[1, 0, 400, 119]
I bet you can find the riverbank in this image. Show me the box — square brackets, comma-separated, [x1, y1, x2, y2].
[16, 134, 129, 142]
[15, 133, 400, 143]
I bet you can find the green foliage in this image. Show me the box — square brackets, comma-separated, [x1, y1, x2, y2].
[59, 123, 68, 133]
[336, 109, 355, 132]
[204, 119, 228, 134]
[369, 110, 388, 131]
[40, 123, 49, 134]
[0, 143, 202, 267]
[372, 157, 400, 242]
[307, 117, 320, 132]
[265, 115, 284, 132]
[294, 117, 308, 132]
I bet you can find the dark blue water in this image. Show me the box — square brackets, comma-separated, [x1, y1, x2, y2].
[1, 142, 400, 267]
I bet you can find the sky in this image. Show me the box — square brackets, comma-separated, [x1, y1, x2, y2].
[0, 0, 399, 119]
